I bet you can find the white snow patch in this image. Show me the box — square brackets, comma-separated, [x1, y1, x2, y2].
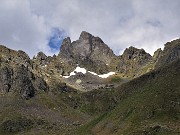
[63, 76, 70, 78]
[88, 71, 98, 75]
[63, 66, 115, 79]
[88, 71, 115, 78]
[98, 72, 115, 78]
[69, 71, 76, 76]
[63, 66, 87, 78]
[74, 66, 87, 74]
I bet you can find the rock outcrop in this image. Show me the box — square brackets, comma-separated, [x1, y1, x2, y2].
[0, 64, 34, 99]
[0, 65, 12, 93]
[117, 46, 152, 77]
[59, 31, 116, 74]
[152, 48, 163, 64]
[155, 38, 180, 68]
[12, 65, 35, 99]
[0, 45, 48, 99]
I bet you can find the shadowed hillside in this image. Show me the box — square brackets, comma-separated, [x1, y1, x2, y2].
[75, 59, 180, 135]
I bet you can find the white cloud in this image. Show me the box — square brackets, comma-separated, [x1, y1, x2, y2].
[0, 0, 180, 57]
[0, 0, 52, 57]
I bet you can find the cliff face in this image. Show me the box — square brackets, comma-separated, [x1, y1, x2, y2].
[0, 45, 48, 99]
[59, 31, 116, 74]
[155, 39, 180, 68]
[60, 31, 115, 64]
[117, 46, 152, 78]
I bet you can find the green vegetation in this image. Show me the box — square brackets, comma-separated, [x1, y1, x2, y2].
[0, 117, 34, 134]
[75, 113, 108, 135]
[73, 60, 180, 135]
[110, 76, 122, 83]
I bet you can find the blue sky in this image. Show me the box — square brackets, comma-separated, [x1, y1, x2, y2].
[0, 0, 180, 57]
[48, 28, 66, 53]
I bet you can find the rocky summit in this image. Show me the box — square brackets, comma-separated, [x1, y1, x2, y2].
[59, 31, 116, 74]
[0, 32, 180, 135]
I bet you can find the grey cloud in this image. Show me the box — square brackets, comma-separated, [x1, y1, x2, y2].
[0, 0, 180, 57]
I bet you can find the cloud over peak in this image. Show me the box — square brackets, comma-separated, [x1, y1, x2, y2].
[0, 0, 180, 57]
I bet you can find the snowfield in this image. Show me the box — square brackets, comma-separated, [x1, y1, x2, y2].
[63, 66, 87, 78]
[63, 66, 115, 79]
[87, 71, 98, 75]
[73, 66, 87, 74]
[98, 72, 115, 78]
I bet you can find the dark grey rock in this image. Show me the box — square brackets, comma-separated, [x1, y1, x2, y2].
[117, 46, 152, 75]
[36, 52, 47, 60]
[12, 65, 35, 99]
[59, 31, 116, 74]
[0, 66, 13, 93]
[155, 39, 180, 68]
[34, 76, 48, 91]
[35, 52, 47, 65]
[59, 37, 73, 59]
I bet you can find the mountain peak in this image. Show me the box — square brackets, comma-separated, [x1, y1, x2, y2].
[59, 37, 72, 58]
[164, 38, 180, 50]
[79, 31, 92, 40]
[36, 52, 47, 60]
[155, 38, 180, 68]
[58, 31, 115, 74]
[122, 46, 151, 59]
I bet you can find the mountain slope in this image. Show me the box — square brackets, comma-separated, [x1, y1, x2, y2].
[76, 59, 180, 135]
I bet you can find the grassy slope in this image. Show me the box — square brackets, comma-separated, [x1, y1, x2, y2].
[76, 60, 180, 135]
[0, 91, 91, 135]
